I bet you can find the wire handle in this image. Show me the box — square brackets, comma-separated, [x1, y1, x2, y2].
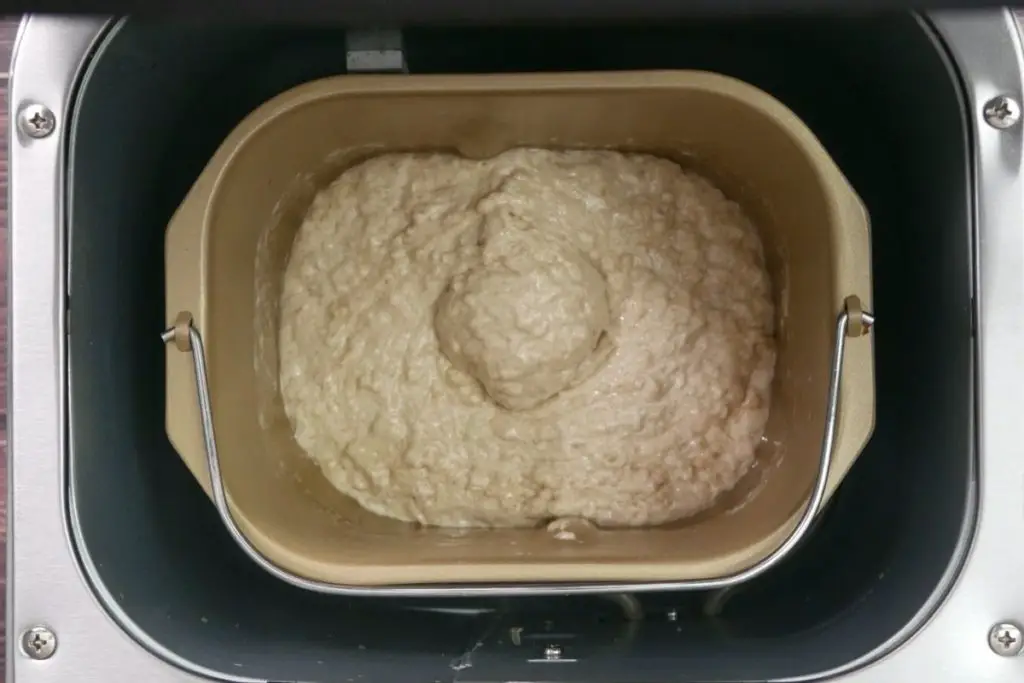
[162, 297, 873, 596]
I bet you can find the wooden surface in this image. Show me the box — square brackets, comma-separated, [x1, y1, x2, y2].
[2, 17, 19, 670]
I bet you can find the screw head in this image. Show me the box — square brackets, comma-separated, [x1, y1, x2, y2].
[983, 95, 1021, 130]
[543, 644, 563, 660]
[21, 626, 57, 660]
[17, 103, 56, 139]
[988, 622, 1023, 656]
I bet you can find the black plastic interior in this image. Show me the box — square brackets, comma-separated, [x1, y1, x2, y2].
[15, 0, 1014, 24]
[67, 15, 974, 682]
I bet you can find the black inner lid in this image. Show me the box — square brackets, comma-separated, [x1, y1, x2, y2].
[0, 0, 1009, 22]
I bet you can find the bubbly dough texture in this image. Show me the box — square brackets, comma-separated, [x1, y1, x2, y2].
[279, 148, 776, 528]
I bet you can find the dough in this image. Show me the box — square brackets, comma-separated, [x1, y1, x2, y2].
[434, 228, 614, 411]
[279, 148, 776, 528]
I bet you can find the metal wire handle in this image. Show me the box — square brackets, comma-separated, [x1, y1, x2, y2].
[162, 296, 873, 596]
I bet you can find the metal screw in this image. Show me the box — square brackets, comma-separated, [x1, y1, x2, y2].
[667, 609, 678, 622]
[18, 103, 56, 139]
[988, 622, 1023, 656]
[21, 626, 57, 660]
[543, 644, 563, 660]
[983, 95, 1021, 130]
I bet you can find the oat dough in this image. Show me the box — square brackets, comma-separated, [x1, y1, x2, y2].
[279, 149, 776, 528]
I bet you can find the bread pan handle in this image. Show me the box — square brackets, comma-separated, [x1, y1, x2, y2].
[161, 295, 873, 596]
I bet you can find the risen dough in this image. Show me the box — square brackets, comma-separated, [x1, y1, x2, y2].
[279, 148, 776, 528]
[435, 228, 613, 411]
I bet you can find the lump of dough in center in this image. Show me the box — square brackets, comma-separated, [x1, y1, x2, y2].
[435, 230, 612, 411]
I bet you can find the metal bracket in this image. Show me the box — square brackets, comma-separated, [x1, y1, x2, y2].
[346, 29, 407, 74]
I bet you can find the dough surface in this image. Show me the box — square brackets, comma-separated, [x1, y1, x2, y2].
[279, 148, 776, 528]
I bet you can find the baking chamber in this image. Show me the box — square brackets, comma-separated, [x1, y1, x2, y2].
[66, 14, 972, 681]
